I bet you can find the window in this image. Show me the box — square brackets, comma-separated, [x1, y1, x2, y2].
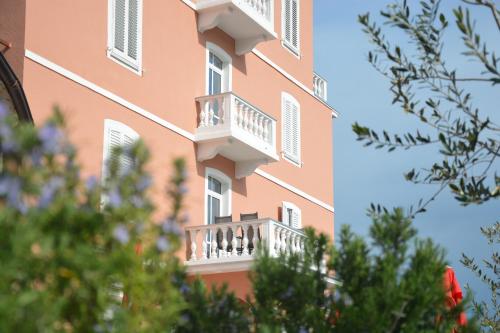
[206, 42, 232, 95]
[282, 92, 301, 165]
[282, 0, 300, 55]
[205, 168, 232, 225]
[108, 0, 142, 73]
[102, 119, 140, 180]
[282, 201, 301, 229]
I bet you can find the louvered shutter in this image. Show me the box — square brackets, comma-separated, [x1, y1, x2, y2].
[127, 0, 139, 60]
[113, 0, 126, 52]
[291, 102, 299, 158]
[282, 93, 300, 164]
[290, 0, 299, 49]
[291, 207, 301, 229]
[284, 0, 291, 45]
[283, 0, 299, 52]
[121, 132, 136, 174]
[283, 98, 292, 156]
[103, 120, 139, 178]
[282, 202, 301, 229]
[109, 0, 141, 70]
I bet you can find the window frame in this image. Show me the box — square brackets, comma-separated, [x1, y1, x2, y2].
[281, 0, 300, 57]
[204, 168, 232, 226]
[282, 201, 302, 229]
[205, 42, 232, 95]
[101, 119, 140, 181]
[107, 0, 143, 75]
[281, 92, 301, 167]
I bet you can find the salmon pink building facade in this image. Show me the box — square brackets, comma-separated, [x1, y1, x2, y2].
[1, 0, 336, 298]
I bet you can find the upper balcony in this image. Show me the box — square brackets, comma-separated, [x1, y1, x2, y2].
[184, 218, 306, 274]
[313, 72, 328, 102]
[195, 92, 279, 178]
[196, 0, 277, 55]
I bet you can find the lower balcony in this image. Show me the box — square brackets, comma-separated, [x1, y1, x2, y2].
[184, 218, 306, 274]
[195, 92, 279, 178]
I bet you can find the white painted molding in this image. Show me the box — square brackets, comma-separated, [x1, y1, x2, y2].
[25, 49, 195, 141]
[25, 49, 334, 214]
[180, 0, 197, 10]
[255, 168, 334, 213]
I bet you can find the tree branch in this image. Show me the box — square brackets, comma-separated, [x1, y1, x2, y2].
[463, 0, 500, 31]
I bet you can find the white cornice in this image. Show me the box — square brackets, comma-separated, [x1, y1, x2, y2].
[25, 49, 334, 214]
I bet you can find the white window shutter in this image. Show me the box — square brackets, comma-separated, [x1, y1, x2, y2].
[113, 0, 126, 52]
[291, 207, 301, 229]
[103, 120, 139, 178]
[282, 202, 301, 229]
[284, 0, 292, 45]
[109, 0, 141, 71]
[291, 102, 299, 158]
[282, 93, 300, 164]
[283, 98, 292, 155]
[283, 0, 299, 52]
[291, 0, 299, 49]
[127, 0, 139, 60]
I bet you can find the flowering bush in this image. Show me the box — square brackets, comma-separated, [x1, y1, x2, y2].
[0, 105, 480, 332]
[0, 105, 188, 332]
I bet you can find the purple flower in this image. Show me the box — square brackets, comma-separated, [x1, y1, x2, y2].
[299, 327, 308, 333]
[85, 176, 98, 191]
[178, 184, 188, 194]
[0, 176, 27, 213]
[38, 124, 63, 154]
[0, 124, 18, 153]
[161, 218, 183, 237]
[156, 236, 169, 252]
[131, 195, 144, 208]
[38, 177, 64, 208]
[0, 102, 8, 120]
[179, 283, 190, 295]
[108, 188, 122, 208]
[30, 148, 43, 166]
[113, 224, 129, 244]
[136, 175, 151, 192]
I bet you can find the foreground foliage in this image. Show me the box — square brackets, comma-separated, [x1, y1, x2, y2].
[356, 1, 499, 330]
[0, 107, 478, 331]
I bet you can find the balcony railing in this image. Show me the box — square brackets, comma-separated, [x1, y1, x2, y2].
[196, 0, 277, 55]
[195, 92, 279, 178]
[313, 72, 328, 102]
[185, 218, 306, 274]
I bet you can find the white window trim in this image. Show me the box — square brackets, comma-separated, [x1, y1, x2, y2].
[281, 0, 301, 57]
[281, 92, 301, 167]
[282, 201, 302, 229]
[101, 119, 140, 180]
[204, 168, 232, 225]
[205, 42, 232, 95]
[107, 0, 143, 75]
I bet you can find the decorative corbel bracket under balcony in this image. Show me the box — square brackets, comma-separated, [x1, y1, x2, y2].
[196, 0, 277, 55]
[195, 92, 279, 178]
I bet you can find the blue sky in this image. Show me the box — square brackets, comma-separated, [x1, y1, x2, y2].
[313, 0, 498, 304]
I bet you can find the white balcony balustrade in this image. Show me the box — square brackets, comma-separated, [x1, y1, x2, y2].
[195, 92, 279, 178]
[313, 72, 328, 102]
[196, 0, 277, 55]
[184, 218, 306, 274]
